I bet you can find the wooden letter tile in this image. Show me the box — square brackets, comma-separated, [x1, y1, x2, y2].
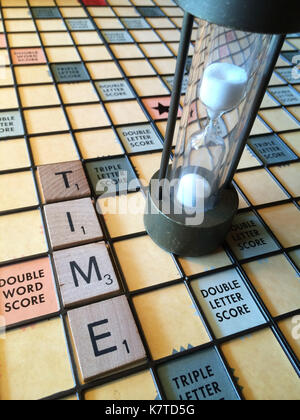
[37, 160, 91, 203]
[44, 197, 103, 250]
[53, 242, 120, 307]
[68, 295, 146, 381]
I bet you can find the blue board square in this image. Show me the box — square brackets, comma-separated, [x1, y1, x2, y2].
[158, 347, 239, 400]
[191, 268, 265, 338]
[248, 134, 297, 164]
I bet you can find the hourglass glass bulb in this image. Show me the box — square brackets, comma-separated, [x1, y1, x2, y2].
[176, 62, 248, 210]
[200, 62, 248, 119]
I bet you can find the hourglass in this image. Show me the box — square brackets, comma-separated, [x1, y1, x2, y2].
[144, 0, 300, 257]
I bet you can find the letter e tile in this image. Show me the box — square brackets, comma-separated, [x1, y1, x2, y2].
[68, 296, 146, 381]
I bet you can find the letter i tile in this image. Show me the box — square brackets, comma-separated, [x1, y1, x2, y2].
[67, 295, 146, 382]
[44, 197, 103, 250]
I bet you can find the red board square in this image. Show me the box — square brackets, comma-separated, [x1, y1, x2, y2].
[81, 0, 107, 5]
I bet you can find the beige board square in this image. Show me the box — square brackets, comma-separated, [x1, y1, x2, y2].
[30, 133, 78, 165]
[130, 152, 163, 187]
[60, 7, 87, 17]
[44, 197, 103, 250]
[0, 210, 47, 263]
[243, 254, 300, 317]
[156, 119, 180, 146]
[234, 169, 287, 206]
[2, 8, 31, 18]
[67, 295, 146, 381]
[132, 0, 154, 4]
[113, 6, 140, 16]
[161, 6, 184, 16]
[221, 328, 300, 400]
[36, 19, 67, 32]
[237, 147, 261, 170]
[179, 247, 232, 276]
[87, 6, 116, 17]
[146, 17, 175, 28]
[120, 59, 156, 77]
[19, 85, 60, 108]
[269, 72, 287, 86]
[150, 57, 176, 75]
[238, 190, 250, 210]
[5, 19, 36, 32]
[0, 67, 14, 86]
[85, 370, 158, 400]
[259, 108, 300, 132]
[258, 203, 300, 248]
[114, 234, 181, 291]
[15, 65, 53, 85]
[261, 92, 280, 108]
[86, 61, 122, 80]
[270, 162, 300, 197]
[56, 0, 79, 4]
[109, 0, 131, 4]
[280, 131, 300, 157]
[0, 50, 10, 65]
[0, 318, 74, 400]
[66, 103, 110, 130]
[37, 160, 90, 204]
[53, 242, 120, 307]
[105, 100, 147, 126]
[40, 32, 73, 46]
[46, 47, 80, 63]
[140, 42, 172, 58]
[2, 0, 28, 6]
[0, 171, 38, 212]
[29, 0, 55, 4]
[0, 87, 18, 110]
[133, 284, 210, 360]
[130, 29, 161, 43]
[167, 42, 194, 56]
[7, 33, 41, 48]
[76, 128, 124, 159]
[110, 44, 144, 59]
[24, 107, 69, 135]
[129, 77, 169, 97]
[278, 317, 300, 361]
[78, 45, 111, 62]
[0, 138, 30, 171]
[72, 31, 103, 45]
[249, 116, 272, 136]
[156, 29, 181, 42]
[98, 192, 146, 239]
[287, 106, 300, 121]
[58, 82, 99, 104]
[95, 17, 124, 30]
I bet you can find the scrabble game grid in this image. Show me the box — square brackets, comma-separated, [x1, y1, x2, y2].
[0, 0, 299, 401]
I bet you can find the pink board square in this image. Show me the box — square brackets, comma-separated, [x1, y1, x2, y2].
[0, 34, 7, 48]
[11, 48, 47, 65]
[142, 96, 182, 121]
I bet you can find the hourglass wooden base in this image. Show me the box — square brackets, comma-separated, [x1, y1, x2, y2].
[144, 170, 239, 257]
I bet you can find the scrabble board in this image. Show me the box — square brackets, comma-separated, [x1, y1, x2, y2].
[0, 0, 299, 402]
